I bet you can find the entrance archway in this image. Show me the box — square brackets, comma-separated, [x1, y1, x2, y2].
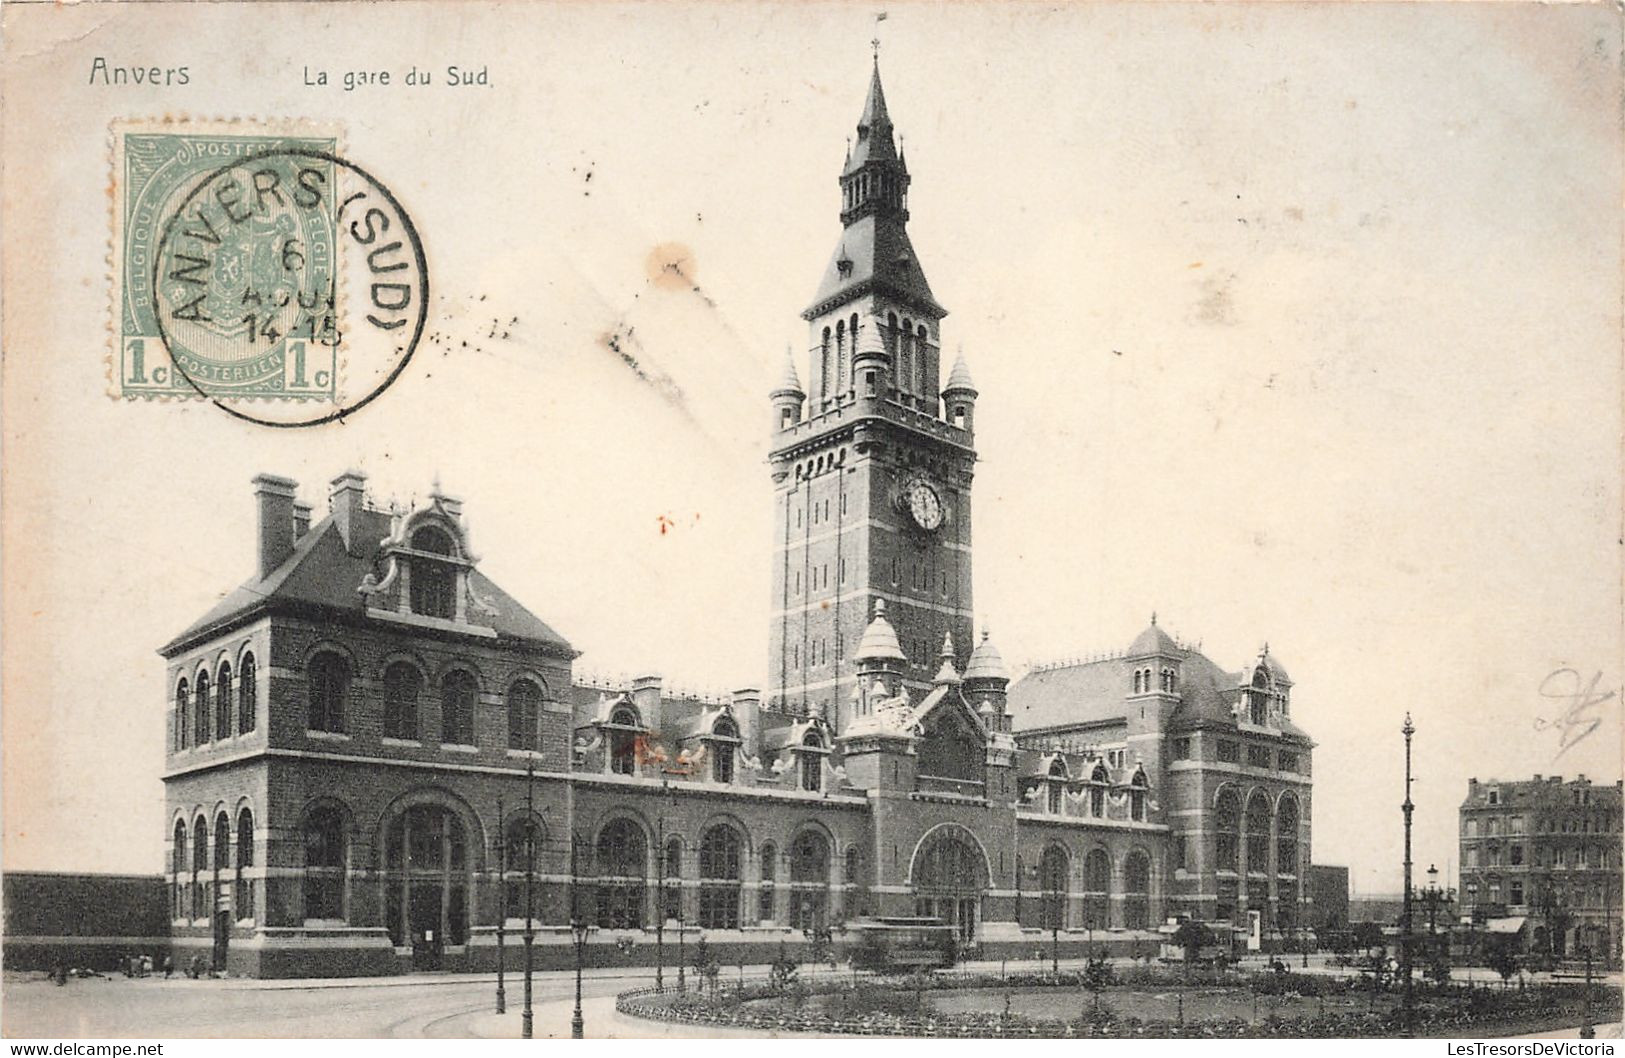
[383, 803, 470, 970]
[910, 827, 990, 945]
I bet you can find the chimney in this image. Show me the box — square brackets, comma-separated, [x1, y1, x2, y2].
[293, 501, 313, 540]
[632, 674, 664, 737]
[252, 474, 298, 579]
[328, 469, 368, 553]
[732, 687, 762, 755]
[1533, 774, 1542, 783]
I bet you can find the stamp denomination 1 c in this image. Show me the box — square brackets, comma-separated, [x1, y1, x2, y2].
[113, 124, 341, 402]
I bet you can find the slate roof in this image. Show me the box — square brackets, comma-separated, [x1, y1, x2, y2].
[1008, 657, 1132, 732]
[161, 510, 574, 658]
[805, 213, 941, 319]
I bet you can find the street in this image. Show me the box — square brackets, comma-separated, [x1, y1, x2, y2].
[4, 957, 1619, 1039]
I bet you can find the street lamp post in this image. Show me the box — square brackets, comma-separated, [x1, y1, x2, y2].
[1050, 888, 1060, 977]
[521, 757, 536, 1040]
[655, 816, 666, 992]
[571, 830, 586, 1040]
[495, 795, 506, 1015]
[1401, 713, 1416, 1038]
[677, 906, 687, 993]
[1580, 945, 1595, 1039]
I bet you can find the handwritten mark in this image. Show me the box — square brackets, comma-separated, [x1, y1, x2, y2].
[1532, 669, 1616, 760]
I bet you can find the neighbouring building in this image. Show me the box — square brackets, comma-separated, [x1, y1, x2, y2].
[1306, 864, 1350, 935]
[158, 60, 1315, 977]
[1458, 774, 1622, 962]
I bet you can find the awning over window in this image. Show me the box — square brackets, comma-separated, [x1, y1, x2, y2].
[1485, 916, 1527, 935]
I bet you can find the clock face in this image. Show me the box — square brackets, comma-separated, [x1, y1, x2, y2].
[906, 480, 943, 531]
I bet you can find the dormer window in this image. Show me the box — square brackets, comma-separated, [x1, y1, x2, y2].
[410, 526, 457, 619]
[800, 731, 823, 792]
[609, 706, 640, 776]
[1047, 758, 1067, 814]
[711, 716, 738, 784]
[1248, 668, 1270, 725]
[837, 257, 853, 278]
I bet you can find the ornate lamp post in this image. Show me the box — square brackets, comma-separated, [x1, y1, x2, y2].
[494, 795, 506, 1015]
[1400, 713, 1416, 1038]
[570, 830, 587, 1040]
[521, 757, 536, 1040]
[656, 814, 667, 992]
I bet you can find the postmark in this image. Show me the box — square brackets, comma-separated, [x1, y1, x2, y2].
[111, 121, 427, 426]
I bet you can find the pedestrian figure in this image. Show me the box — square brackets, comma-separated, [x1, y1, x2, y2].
[189, 953, 206, 979]
[162, 954, 173, 978]
[142, 954, 153, 976]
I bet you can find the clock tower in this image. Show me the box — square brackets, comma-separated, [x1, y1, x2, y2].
[767, 59, 979, 731]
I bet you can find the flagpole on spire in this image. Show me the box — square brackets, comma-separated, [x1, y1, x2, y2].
[872, 10, 887, 62]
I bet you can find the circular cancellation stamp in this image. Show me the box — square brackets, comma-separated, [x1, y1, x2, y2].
[111, 120, 428, 427]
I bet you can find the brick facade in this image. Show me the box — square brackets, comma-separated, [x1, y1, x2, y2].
[157, 61, 1314, 977]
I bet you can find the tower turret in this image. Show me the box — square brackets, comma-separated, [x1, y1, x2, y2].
[770, 345, 805, 432]
[942, 347, 978, 434]
[962, 626, 1010, 729]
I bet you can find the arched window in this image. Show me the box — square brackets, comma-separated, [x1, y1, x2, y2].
[1130, 770, 1149, 822]
[1249, 669, 1269, 725]
[507, 678, 542, 752]
[191, 817, 208, 919]
[216, 662, 233, 739]
[594, 819, 646, 929]
[759, 842, 777, 922]
[1090, 763, 1109, 817]
[307, 653, 349, 733]
[900, 318, 914, 394]
[1245, 790, 1272, 873]
[1080, 848, 1110, 929]
[1047, 758, 1067, 814]
[662, 838, 683, 924]
[195, 670, 212, 744]
[503, 816, 545, 921]
[1276, 794, 1299, 875]
[302, 805, 346, 922]
[410, 527, 458, 619]
[698, 825, 743, 929]
[711, 716, 737, 784]
[800, 731, 823, 792]
[236, 807, 255, 922]
[917, 709, 981, 784]
[1123, 851, 1151, 929]
[1215, 788, 1241, 872]
[175, 679, 190, 750]
[383, 804, 467, 948]
[789, 830, 831, 931]
[171, 819, 187, 919]
[1039, 845, 1069, 930]
[238, 653, 257, 734]
[915, 324, 929, 392]
[845, 846, 865, 916]
[609, 706, 639, 775]
[835, 319, 848, 395]
[213, 811, 231, 926]
[440, 670, 477, 746]
[383, 662, 421, 741]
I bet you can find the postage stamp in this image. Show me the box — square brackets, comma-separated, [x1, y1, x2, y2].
[110, 120, 428, 427]
[112, 123, 341, 402]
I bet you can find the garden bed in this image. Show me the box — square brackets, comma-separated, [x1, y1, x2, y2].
[616, 969, 1621, 1038]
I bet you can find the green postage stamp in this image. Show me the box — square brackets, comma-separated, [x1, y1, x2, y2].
[111, 121, 341, 402]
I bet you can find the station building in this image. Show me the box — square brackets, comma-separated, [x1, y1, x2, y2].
[160, 61, 1313, 977]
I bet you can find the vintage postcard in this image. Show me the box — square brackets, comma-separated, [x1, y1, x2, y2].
[2, 0, 1621, 1044]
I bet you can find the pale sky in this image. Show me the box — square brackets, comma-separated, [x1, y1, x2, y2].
[3, 1, 1621, 897]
